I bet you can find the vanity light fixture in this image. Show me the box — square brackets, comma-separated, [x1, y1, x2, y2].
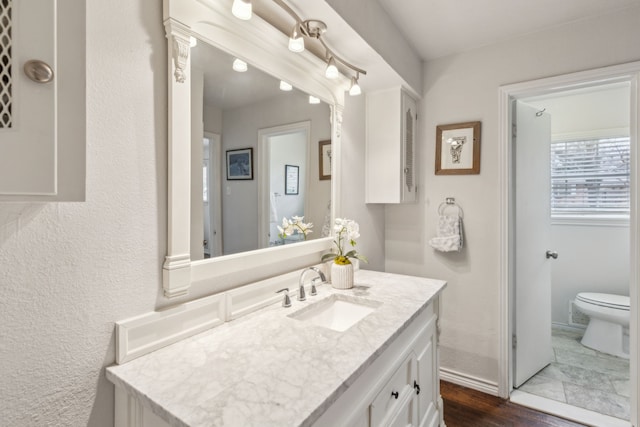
[288, 24, 305, 53]
[189, 36, 198, 47]
[308, 95, 320, 104]
[279, 80, 293, 91]
[325, 57, 339, 79]
[348, 75, 361, 96]
[232, 0, 367, 96]
[232, 0, 252, 20]
[232, 58, 248, 72]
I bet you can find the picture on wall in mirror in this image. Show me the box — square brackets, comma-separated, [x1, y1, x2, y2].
[319, 139, 331, 180]
[435, 121, 481, 175]
[226, 148, 253, 180]
[285, 164, 299, 195]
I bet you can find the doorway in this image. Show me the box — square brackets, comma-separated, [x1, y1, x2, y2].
[499, 62, 640, 426]
[257, 121, 311, 248]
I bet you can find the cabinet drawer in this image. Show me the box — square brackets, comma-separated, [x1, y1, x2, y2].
[370, 351, 417, 426]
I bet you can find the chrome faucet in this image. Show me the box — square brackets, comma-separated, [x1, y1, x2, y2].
[298, 267, 327, 301]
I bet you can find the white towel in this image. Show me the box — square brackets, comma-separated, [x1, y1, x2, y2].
[429, 215, 463, 252]
[270, 192, 278, 223]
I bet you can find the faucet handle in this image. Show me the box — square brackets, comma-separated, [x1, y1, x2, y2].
[277, 288, 291, 307]
[310, 277, 322, 296]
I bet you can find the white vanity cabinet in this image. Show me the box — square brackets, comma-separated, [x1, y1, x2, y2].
[314, 299, 442, 427]
[365, 87, 418, 204]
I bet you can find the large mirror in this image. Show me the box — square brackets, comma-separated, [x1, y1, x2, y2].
[189, 41, 332, 260]
[163, 0, 348, 298]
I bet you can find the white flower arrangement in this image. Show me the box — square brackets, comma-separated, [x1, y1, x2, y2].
[277, 216, 313, 240]
[321, 218, 368, 265]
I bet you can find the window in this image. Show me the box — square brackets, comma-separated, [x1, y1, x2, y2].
[550, 136, 630, 218]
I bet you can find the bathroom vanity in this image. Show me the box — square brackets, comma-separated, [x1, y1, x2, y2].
[106, 270, 446, 426]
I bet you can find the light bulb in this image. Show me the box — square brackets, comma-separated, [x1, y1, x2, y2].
[232, 0, 252, 20]
[279, 81, 293, 91]
[349, 76, 361, 96]
[288, 25, 305, 53]
[325, 57, 339, 79]
[309, 95, 320, 104]
[232, 58, 248, 72]
[189, 36, 198, 47]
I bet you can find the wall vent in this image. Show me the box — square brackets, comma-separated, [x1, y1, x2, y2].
[569, 300, 589, 327]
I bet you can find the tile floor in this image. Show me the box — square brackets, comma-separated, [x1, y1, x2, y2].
[518, 327, 630, 420]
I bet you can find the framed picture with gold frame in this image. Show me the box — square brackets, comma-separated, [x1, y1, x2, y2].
[319, 139, 331, 180]
[435, 121, 481, 175]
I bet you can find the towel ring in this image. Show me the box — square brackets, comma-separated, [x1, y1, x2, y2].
[438, 199, 463, 218]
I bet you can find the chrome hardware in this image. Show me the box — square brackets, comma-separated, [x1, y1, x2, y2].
[391, 391, 399, 399]
[310, 277, 322, 296]
[277, 288, 291, 307]
[299, 267, 327, 301]
[546, 250, 558, 259]
[414, 380, 420, 395]
[23, 60, 54, 83]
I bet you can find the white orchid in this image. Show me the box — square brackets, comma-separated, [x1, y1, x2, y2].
[278, 216, 313, 240]
[323, 218, 367, 265]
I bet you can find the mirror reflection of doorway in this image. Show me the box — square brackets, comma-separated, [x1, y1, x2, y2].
[203, 132, 222, 258]
[258, 122, 310, 248]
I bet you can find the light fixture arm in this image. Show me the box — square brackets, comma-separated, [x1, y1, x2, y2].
[271, 0, 366, 77]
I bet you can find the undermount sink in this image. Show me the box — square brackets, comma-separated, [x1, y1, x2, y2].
[289, 294, 382, 332]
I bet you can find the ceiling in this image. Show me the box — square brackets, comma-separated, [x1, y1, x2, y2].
[376, 0, 639, 61]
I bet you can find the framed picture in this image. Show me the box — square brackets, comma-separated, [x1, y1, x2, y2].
[319, 139, 331, 180]
[435, 121, 481, 175]
[285, 164, 299, 195]
[226, 148, 253, 180]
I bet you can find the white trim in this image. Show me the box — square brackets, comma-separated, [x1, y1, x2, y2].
[115, 292, 225, 364]
[553, 127, 630, 142]
[498, 61, 640, 425]
[510, 391, 631, 427]
[439, 368, 500, 397]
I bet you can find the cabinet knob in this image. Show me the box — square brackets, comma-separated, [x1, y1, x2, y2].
[414, 380, 420, 395]
[391, 391, 399, 399]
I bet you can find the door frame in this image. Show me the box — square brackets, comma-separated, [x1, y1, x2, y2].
[498, 61, 640, 426]
[203, 132, 222, 257]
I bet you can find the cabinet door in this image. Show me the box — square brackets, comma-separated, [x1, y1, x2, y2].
[0, 0, 56, 195]
[401, 92, 417, 203]
[415, 315, 440, 427]
[370, 352, 417, 426]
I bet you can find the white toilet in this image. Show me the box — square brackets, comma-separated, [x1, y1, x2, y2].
[574, 292, 630, 359]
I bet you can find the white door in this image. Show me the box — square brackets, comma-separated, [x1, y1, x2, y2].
[513, 101, 554, 388]
[204, 132, 222, 257]
[0, 0, 56, 194]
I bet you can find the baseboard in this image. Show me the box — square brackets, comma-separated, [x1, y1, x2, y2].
[439, 367, 500, 396]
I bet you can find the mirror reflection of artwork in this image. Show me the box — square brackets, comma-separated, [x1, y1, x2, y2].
[319, 139, 331, 180]
[226, 148, 253, 180]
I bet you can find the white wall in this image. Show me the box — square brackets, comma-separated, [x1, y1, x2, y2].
[385, 6, 640, 383]
[0, 1, 166, 425]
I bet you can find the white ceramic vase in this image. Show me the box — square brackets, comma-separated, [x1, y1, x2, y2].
[331, 262, 354, 289]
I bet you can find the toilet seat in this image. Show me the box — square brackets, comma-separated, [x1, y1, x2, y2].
[576, 293, 630, 311]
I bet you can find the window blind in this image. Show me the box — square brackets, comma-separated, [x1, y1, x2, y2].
[550, 137, 630, 216]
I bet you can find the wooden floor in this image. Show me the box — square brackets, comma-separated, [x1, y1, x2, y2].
[441, 381, 587, 427]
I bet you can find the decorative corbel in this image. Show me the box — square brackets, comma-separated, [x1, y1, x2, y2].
[330, 104, 343, 139]
[171, 34, 190, 83]
[165, 19, 191, 83]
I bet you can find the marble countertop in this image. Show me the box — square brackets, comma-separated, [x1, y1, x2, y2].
[106, 270, 446, 427]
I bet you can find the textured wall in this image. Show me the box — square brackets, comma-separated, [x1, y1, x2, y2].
[0, 1, 166, 425]
[385, 5, 640, 384]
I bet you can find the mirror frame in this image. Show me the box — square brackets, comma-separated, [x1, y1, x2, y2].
[162, 0, 347, 298]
